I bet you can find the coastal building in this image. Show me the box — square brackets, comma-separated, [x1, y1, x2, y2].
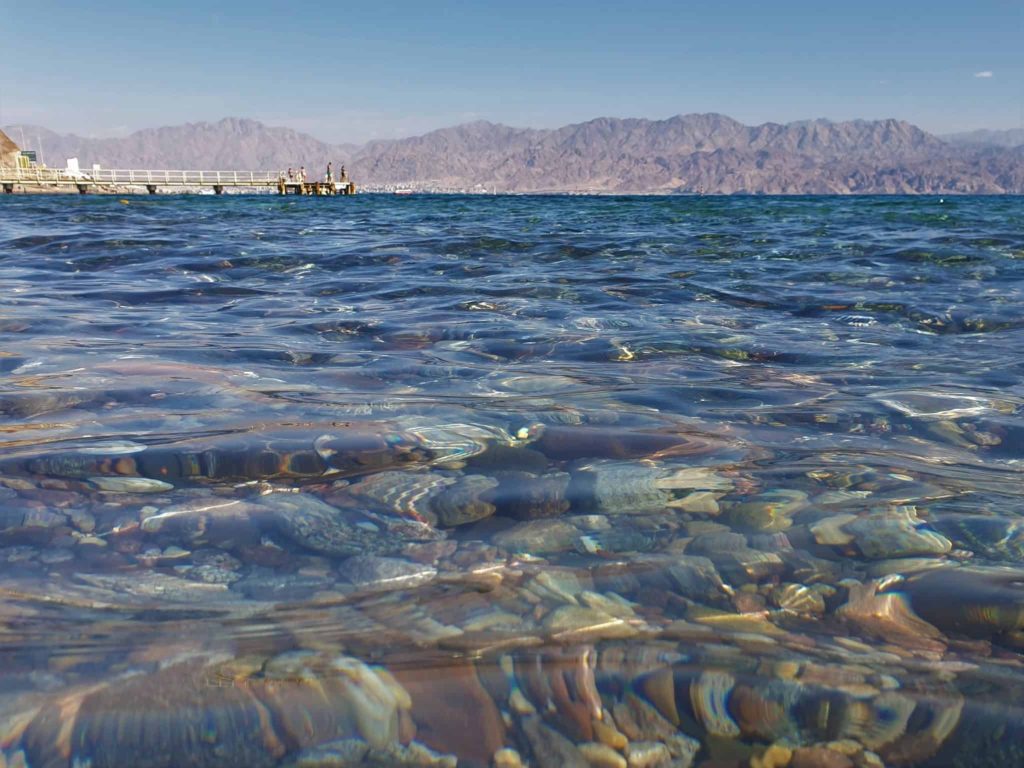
[0, 129, 21, 168]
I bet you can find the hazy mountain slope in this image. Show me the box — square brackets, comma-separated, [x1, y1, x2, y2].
[943, 128, 1024, 149]
[3, 118, 354, 172]
[354, 121, 545, 185]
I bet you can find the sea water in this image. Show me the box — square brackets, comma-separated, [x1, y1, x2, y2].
[1, 194, 1023, 767]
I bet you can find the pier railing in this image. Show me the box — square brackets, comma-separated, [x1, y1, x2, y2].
[0, 166, 282, 187]
[1, 165, 356, 195]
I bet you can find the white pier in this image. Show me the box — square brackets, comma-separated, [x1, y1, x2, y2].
[0, 166, 356, 196]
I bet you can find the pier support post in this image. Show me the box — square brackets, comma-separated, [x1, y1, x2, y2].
[77, 184, 88, 195]
[2, 183, 13, 194]
[213, 185, 224, 195]
[147, 185, 158, 195]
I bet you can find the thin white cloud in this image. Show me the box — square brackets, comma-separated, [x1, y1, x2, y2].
[974, 71, 994, 78]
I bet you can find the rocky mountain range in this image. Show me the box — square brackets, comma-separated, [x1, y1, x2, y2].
[5, 114, 1024, 194]
[3, 118, 356, 176]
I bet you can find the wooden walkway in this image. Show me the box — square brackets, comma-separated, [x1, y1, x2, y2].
[0, 167, 356, 195]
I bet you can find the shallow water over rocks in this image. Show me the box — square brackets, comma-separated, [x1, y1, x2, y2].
[1, 194, 1024, 767]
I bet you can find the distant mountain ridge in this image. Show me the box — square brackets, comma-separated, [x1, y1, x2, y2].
[4, 118, 354, 174]
[942, 128, 1024, 150]
[6, 114, 1024, 193]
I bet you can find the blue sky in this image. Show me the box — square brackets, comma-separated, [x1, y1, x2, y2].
[2, 0, 1020, 142]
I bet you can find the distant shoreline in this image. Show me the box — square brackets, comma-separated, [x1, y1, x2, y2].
[6, 114, 1023, 194]
[3, 186, 1021, 198]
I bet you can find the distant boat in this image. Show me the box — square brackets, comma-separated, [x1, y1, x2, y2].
[394, 188, 414, 196]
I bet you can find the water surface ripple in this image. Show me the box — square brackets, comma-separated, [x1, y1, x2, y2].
[1, 195, 1024, 768]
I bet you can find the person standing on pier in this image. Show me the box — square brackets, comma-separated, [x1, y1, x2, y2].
[299, 166, 307, 182]
[326, 162, 333, 182]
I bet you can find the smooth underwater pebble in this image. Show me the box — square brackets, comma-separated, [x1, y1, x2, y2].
[89, 476, 174, 493]
[544, 605, 639, 641]
[579, 742, 628, 768]
[625, 741, 671, 768]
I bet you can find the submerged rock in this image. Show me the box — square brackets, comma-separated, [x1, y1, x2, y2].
[88, 476, 174, 493]
[283, 739, 373, 767]
[568, 461, 731, 515]
[139, 496, 258, 539]
[491, 470, 572, 520]
[933, 514, 1024, 563]
[666, 555, 727, 600]
[233, 570, 333, 601]
[392, 659, 506, 767]
[257, 651, 414, 751]
[346, 471, 498, 527]
[338, 556, 438, 592]
[432, 474, 499, 526]
[543, 605, 640, 642]
[894, 566, 1024, 645]
[715, 548, 786, 583]
[846, 509, 952, 559]
[20, 657, 281, 768]
[570, 461, 673, 513]
[575, 528, 663, 555]
[578, 742, 627, 768]
[0, 507, 67, 535]
[770, 583, 826, 614]
[493, 518, 581, 554]
[723, 489, 808, 533]
[521, 716, 589, 768]
[264, 492, 442, 558]
[838, 579, 946, 652]
[688, 670, 741, 738]
[813, 509, 952, 559]
[625, 741, 672, 768]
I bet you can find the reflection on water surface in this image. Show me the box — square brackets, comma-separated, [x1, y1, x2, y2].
[1, 195, 1024, 767]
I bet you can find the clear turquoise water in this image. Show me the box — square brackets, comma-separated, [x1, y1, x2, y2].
[1, 194, 1023, 767]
